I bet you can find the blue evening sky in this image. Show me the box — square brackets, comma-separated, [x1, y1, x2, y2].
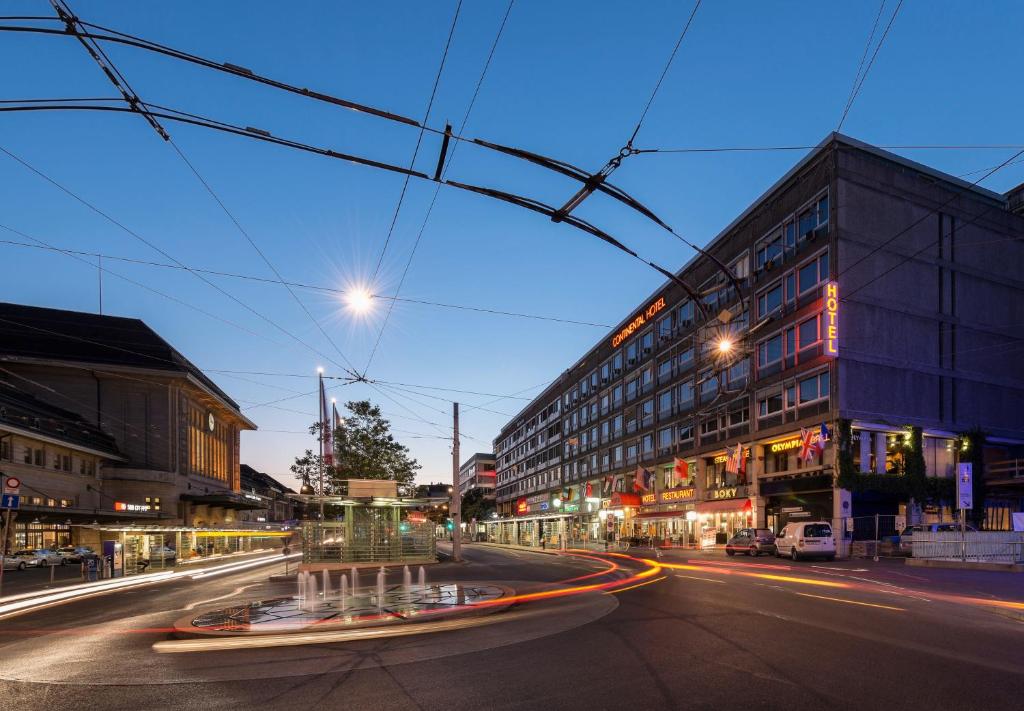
[2, 1, 1022, 488]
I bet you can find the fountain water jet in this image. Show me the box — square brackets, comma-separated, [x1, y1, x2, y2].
[351, 566, 360, 591]
[418, 566, 426, 588]
[376, 567, 385, 612]
[305, 575, 318, 613]
[339, 573, 348, 611]
[402, 565, 411, 588]
[321, 569, 331, 599]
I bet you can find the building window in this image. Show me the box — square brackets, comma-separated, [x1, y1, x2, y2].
[758, 392, 783, 418]
[757, 334, 783, 368]
[727, 408, 749, 427]
[641, 434, 654, 456]
[0, 439, 9, 461]
[641, 399, 654, 426]
[798, 315, 820, 350]
[677, 347, 694, 371]
[757, 282, 783, 317]
[677, 381, 694, 411]
[34, 448, 44, 466]
[700, 416, 719, 436]
[798, 251, 829, 295]
[699, 370, 718, 401]
[612, 353, 623, 375]
[640, 330, 654, 354]
[756, 231, 783, 269]
[658, 314, 673, 339]
[798, 371, 830, 404]
[187, 405, 230, 482]
[658, 389, 672, 417]
[658, 358, 672, 381]
[677, 301, 694, 328]
[678, 422, 694, 442]
[658, 427, 673, 451]
[626, 341, 639, 366]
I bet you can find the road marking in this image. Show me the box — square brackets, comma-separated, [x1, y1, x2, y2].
[674, 574, 725, 584]
[605, 576, 667, 594]
[794, 592, 905, 611]
[810, 565, 868, 572]
[184, 584, 262, 611]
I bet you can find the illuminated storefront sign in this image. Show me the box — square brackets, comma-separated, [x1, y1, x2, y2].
[516, 499, 528, 515]
[641, 487, 698, 507]
[768, 431, 822, 453]
[660, 487, 696, 503]
[611, 296, 667, 348]
[708, 486, 741, 500]
[114, 501, 151, 513]
[824, 280, 839, 356]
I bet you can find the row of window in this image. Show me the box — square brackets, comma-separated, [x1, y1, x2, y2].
[755, 194, 829, 270]
[0, 440, 98, 476]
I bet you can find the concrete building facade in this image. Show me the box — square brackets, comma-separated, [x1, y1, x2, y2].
[490, 134, 1024, 549]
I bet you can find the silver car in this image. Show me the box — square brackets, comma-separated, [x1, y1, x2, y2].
[12, 549, 65, 567]
[2, 555, 28, 571]
[898, 522, 975, 553]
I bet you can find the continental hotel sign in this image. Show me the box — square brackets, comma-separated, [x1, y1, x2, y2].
[611, 296, 667, 348]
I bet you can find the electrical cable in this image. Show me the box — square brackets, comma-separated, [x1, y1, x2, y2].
[370, 0, 464, 283]
[363, 0, 512, 375]
[836, 0, 904, 131]
[625, 0, 702, 148]
[0, 236, 611, 328]
[836, 0, 887, 132]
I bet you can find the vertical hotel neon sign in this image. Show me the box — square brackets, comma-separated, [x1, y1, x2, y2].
[824, 280, 839, 356]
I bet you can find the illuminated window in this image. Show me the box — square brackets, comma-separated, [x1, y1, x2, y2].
[187, 405, 229, 482]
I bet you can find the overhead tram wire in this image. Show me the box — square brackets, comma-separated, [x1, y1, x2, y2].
[0, 238, 611, 328]
[632, 143, 1024, 155]
[836, 0, 887, 134]
[49, 0, 361, 379]
[0, 144, 358, 381]
[836, 0, 905, 132]
[370, 0, 464, 284]
[363, 0, 513, 375]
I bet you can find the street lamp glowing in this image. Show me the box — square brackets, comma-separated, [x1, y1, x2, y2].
[346, 287, 373, 314]
[316, 366, 324, 374]
[717, 338, 733, 354]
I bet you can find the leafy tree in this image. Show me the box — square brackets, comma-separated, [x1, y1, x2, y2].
[290, 400, 421, 496]
[461, 488, 495, 524]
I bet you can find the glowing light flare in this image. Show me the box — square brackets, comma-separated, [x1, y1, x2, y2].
[345, 287, 374, 314]
[717, 338, 733, 354]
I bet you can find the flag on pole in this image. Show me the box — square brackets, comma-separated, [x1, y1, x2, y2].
[799, 427, 816, 462]
[725, 444, 739, 475]
[819, 422, 830, 444]
[736, 444, 746, 476]
[333, 400, 342, 429]
[320, 375, 333, 466]
[634, 466, 653, 491]
[585, 481, 593, 498]
[673, 457, 689, 482]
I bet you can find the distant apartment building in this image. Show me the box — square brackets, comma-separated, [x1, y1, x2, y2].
[458, 453, 496, 499]
[490, 133, 1024, 548]
[238, 464, 301, 524]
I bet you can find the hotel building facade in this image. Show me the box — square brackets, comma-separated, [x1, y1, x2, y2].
[491, 133, 1024, 549]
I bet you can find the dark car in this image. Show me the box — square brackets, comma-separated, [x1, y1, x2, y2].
[725, 528, 776, 557]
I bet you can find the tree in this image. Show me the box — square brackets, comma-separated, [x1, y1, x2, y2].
[461, 488, 495, 524]
[291, 400, 421, 496]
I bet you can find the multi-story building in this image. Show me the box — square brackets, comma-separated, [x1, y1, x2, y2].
[492, 133, 1024, 548]
[238, 464, 301, 524]
[458, 453, 496, 499]
[0, 302, 276, 562]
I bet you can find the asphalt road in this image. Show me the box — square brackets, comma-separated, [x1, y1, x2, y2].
[0, 544, 1021, 711]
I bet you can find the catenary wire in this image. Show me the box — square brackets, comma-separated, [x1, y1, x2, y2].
[836, 0, 887, 132]
[370, 0, 463, 283]
[836, 0, 905, 131]
[0, 237, 611, 328]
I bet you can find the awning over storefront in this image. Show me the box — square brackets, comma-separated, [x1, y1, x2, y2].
[610, 492, 642, 507]
[697, 498, 753, 514]
[181, 493, 265, 510]
[636, 510, 687, 519]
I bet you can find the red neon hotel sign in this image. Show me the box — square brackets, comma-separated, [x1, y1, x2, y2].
[611, 296, 667, 348]
[824, 280, 839, 357]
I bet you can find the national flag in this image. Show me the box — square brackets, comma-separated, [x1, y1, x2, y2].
[737, 443, 747, 475]
[799, 427, 816, 462]
[634, 466, 652, 491]
[673, 457, 689, 482]
[819, 422, 830, 445]
[585, 481, 593, 498]
[602, 476, 613, 497]
[333, 401, 342, 429]
[725, 444, 739, 475]
[320, 375, 333, 466]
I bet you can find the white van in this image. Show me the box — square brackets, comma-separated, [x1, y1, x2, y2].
[775, 521, 835, 561]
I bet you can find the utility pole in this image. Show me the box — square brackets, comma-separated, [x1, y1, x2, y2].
[452, 401, 462, 562]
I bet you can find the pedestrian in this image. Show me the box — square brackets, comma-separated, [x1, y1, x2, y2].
[138, 558, 150, 574]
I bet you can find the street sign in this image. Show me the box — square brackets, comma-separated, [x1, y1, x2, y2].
[956, 463, 973, 510]
[2, 476, 19, 495]
[1, 493, 19, 510]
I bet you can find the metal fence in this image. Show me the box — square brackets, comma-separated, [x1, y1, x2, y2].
[912, 531, 1024, 563]
[301, 520, 436, 564]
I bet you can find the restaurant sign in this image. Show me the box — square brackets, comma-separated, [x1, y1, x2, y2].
[768, 431, 822, 454]
[707, 486, 748, 501]
[114, 501, 151, 513]
[642, 487, 698, 506]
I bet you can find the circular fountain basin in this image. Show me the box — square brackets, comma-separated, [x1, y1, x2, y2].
[174, 583, 513, 637]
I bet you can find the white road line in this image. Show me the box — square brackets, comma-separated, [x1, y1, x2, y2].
[674, 574, 725, 584]
[184, 584, 263, 611]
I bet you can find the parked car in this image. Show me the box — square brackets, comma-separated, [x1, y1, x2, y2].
[898, 522, 976, 554]
[2, 555, 28, 571]
[725, 528, 776, 556]
[147, 545, 177, 560]
[775, 522, 836, 561]
[12, 549, 64, 567]
[57, 546, 94, 563]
